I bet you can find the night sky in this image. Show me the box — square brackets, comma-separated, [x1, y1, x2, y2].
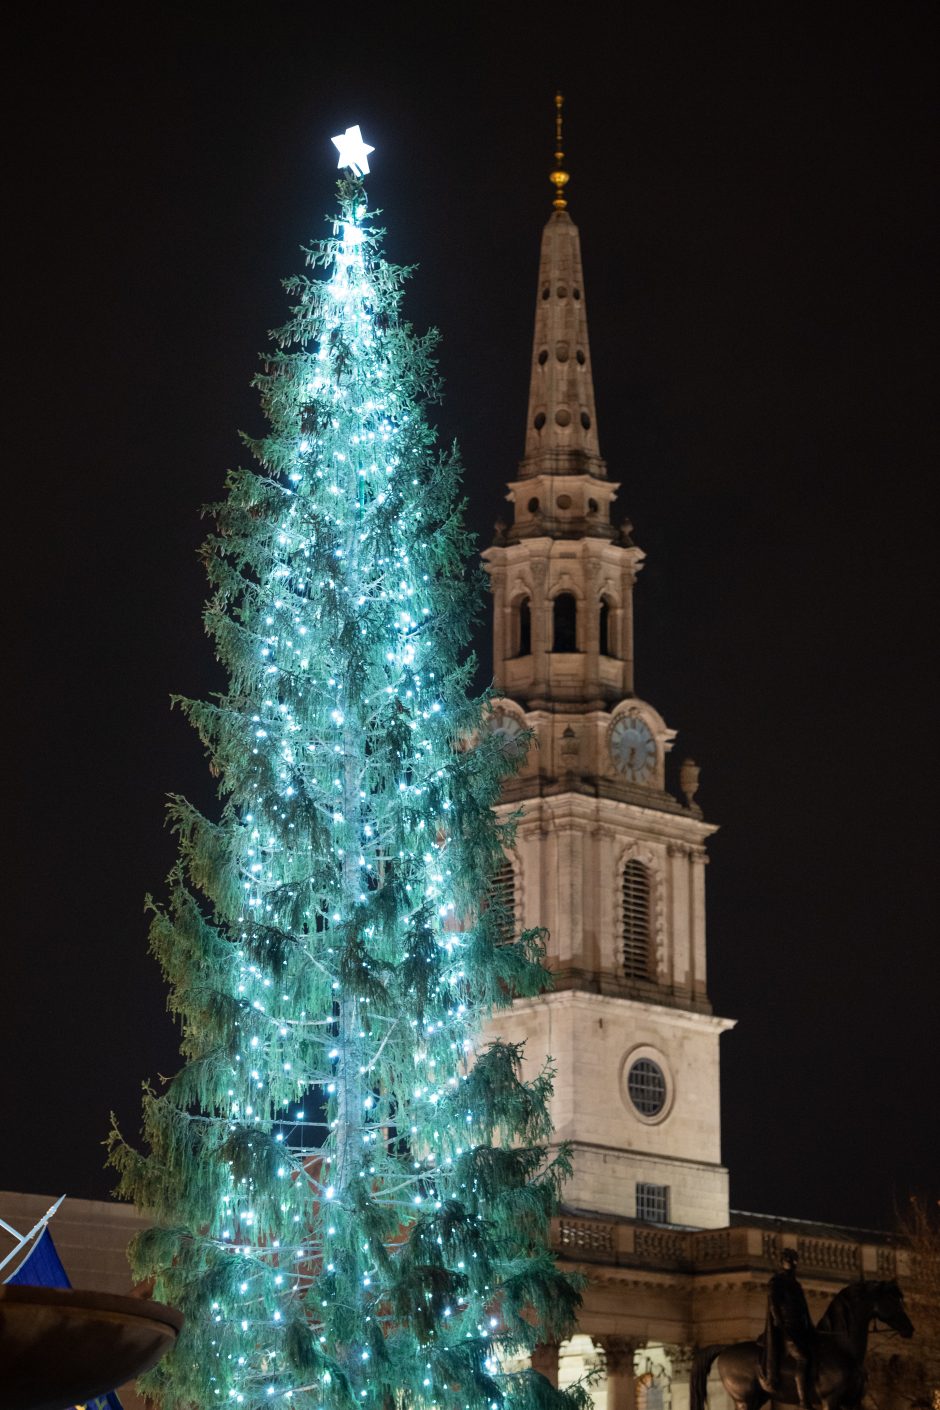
[5, 5, 936, 1232]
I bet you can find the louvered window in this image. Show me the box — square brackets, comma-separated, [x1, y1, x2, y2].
[622, 859, 652, 978]
[488, 861, 516, 940]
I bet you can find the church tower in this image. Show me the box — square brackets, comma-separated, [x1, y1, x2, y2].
[482, 99, 734, 1230]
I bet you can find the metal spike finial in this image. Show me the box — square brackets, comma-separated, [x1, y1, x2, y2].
[550, 91, 569, 210]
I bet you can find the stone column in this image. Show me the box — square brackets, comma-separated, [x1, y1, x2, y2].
[667, 842, 692, 994]
[531, 1341, 560, 1388]
[601, 1337, 638, 1410]
[530, 558, 550, 705]
[488, 564, 507, 684]
[620, 561, 636, 695]
[584, 557, 602, 707]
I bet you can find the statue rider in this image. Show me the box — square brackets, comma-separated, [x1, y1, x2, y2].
[758, 1247, 816, 1408]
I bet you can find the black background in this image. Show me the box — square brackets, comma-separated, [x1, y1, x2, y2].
[4, 3, 937, 1230]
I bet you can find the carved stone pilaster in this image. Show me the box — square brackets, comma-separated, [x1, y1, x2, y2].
[667, 842, 693, 859]
[559, 724, 580, 778]
[529, 557, 550, 692]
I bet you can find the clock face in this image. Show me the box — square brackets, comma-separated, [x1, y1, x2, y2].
[487, 710, 526, 761]
[609, 714, 656, 783]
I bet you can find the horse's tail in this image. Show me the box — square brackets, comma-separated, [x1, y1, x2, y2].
[690, 1345, 725, 1410]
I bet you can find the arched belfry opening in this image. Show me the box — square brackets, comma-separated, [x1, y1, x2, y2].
[553, 593, 578, 652]
[599, 597, 612, 656]
[516, 597, 532, 657]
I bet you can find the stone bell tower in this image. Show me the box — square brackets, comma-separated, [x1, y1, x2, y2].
[482, 98, 734, 1230]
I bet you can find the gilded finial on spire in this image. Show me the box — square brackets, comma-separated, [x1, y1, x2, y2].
[550, 90, 569, 210]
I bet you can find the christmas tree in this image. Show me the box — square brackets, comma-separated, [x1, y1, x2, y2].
[109, 131, 582, 1410]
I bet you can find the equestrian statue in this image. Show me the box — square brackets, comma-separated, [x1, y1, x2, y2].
[691, 1247, 913, 1410]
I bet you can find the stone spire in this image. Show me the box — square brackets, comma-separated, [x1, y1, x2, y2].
[481, 103, 733, 1239]
[520, 94, 604, 479]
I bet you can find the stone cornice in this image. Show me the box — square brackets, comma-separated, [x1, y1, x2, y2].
[494, 788, 719, 843]
[482, 536, 643, 565]
[509, 987, 736, 1033]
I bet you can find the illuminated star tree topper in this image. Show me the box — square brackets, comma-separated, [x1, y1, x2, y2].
[108, 132, 585, 1410]
[331, 123, 375, 176]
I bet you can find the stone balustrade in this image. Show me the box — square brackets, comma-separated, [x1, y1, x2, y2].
[552, 1214, 899, 1281]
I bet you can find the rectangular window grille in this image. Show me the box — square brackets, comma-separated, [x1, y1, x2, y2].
[636, 1182, 669, 1223]
[622, 859, 651, 977]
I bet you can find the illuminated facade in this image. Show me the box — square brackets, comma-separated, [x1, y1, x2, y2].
[478, 121, 920, 1410]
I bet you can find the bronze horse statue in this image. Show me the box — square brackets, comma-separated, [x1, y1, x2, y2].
[691, 1279, 913, 1410]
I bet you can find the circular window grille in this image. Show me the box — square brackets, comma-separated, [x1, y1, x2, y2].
[626, 1058, 667, 1117]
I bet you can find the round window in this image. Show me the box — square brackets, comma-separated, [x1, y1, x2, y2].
[626, 1058, 667, 1117]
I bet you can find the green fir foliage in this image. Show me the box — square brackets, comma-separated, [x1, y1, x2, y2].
[109, 177, 581, 1410]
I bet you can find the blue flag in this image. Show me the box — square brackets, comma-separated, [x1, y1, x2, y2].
[6, 1227, 70, 1288]
[7, 1225, 124, 1409]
